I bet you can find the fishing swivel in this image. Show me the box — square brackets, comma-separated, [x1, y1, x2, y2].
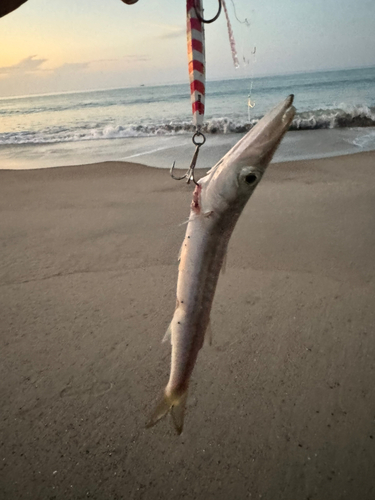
[170, 131, 206, 186]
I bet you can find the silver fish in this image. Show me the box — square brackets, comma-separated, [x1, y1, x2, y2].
[147, 95, 296, 434]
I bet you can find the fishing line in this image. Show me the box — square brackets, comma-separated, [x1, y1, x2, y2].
[225, 0, 257, 123]
[247, 47, 257, 122]
[229, 0, 250, 26]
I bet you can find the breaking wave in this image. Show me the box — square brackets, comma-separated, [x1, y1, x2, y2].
[291, 104, 375, 130]
[1, 104, 374, 145]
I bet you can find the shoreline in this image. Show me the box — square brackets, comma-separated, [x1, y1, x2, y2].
[0, 149, 373, 178]
[1, 127, 375, 171]
[1, 151, 375, 499]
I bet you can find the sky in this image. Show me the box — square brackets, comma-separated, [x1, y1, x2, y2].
[0, 0, 374, 98]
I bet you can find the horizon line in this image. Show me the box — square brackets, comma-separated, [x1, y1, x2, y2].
[1, 64, 374, 101]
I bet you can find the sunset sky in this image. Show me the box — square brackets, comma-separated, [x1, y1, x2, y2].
[1, 0, 374, 97]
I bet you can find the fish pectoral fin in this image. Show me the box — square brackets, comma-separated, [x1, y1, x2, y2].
[162, 321, 172, 344]
[146, 389, 188, 435]
[178, 217, 191, 226]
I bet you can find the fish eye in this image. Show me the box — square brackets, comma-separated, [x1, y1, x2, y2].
[239, 167, 261, 187]
[245, 173, 258, 185]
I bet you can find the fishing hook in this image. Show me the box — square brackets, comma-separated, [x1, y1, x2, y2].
[170, 131, 206, 185]
[194, 0, 222, 24]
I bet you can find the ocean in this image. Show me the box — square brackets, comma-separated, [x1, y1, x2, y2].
[1, 67, 375, 170]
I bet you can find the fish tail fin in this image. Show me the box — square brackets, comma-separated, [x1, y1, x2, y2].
[171, 390, 188, 435]
[146, 388, 188, 435]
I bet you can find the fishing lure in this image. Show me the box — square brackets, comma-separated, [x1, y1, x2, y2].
[171, 0, 221, 185]
[187, 0, 206, 129]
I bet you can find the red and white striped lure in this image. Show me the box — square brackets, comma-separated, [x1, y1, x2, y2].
[187, 0, 206, 129]
[171, 1, 222, 184]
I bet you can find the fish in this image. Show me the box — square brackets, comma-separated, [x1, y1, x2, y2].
[147, 95, 296, 434]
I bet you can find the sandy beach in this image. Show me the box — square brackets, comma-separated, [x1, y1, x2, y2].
[1, 151, 375, 499]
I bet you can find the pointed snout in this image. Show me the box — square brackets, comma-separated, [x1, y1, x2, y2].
[235, 94, 296, 169]
[200, 95, 296, 197]
[247, 94, 295, 146]
[285, 94, 294, 107]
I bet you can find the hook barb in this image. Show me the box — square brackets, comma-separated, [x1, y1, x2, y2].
[170, 131, 206, 186]
[170, 161, 190, 182]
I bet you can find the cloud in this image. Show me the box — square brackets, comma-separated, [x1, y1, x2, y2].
[0, 55, 151, 80]
[53, 62, 90, 73]
[122, 54, 151, 63]
[159, 26, 186, 39]
[143, 22, 185, 39]
[0, 55, 47, 75]
[0, 53, 155, 96]
[0, 56, 92, 80]
[159, 26, 185, 39]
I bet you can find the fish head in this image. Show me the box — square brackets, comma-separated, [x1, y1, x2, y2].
[200, 95, 295, 212]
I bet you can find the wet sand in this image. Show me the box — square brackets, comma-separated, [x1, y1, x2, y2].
[1, 152, 375, 499]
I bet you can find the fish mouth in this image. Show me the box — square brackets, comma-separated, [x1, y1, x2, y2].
[200, 95, 296, 190]
[256, 94, 295, 134]
[263, 94, 295, 135]
[232, 94, 296, 168]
